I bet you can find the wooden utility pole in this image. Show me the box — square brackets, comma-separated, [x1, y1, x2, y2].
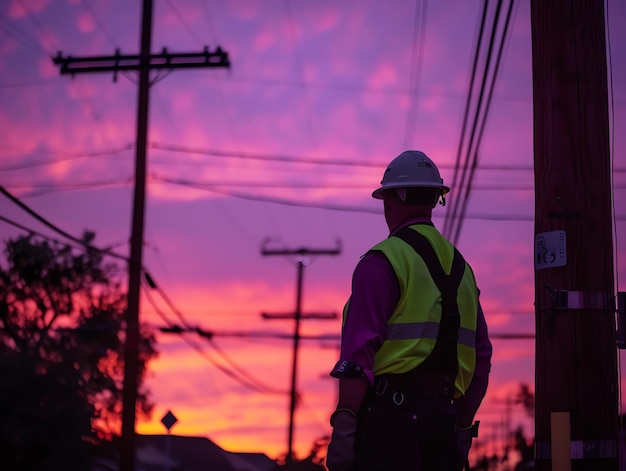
[261, 242, 341, 462]
[530, 1, 618, 470]
[53, 2, 230, 470]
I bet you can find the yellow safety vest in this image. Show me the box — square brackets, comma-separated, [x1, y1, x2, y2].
[354, 223, 479, 397]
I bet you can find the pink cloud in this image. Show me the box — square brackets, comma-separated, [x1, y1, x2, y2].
[77, 11, 95, 33]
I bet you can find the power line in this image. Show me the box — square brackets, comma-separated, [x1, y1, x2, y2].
[4, 174, 623, 223]
[284, 0, 320, 154]
[153, 142, 611, 172]
[0, 145, 133, 171]
[141, 276, 287, 395]
[163, 0, 204, 46]
[0, 191, 285, 395]
[80, 0, 119, 48]
[4, 178, 132, 192]
[149, 173, 557, 191]
[0, 78, 59, 89]
[5, 141, 626, 174]
[158, 324, 534, 342]
[150, 174, 373, 190]
[451, 0, 516, 245]
[0, 184, 129, 262]
[150, 177, 546, 220]
[0, 200, 291, 396]
[0, 14, 48, 56]
[15, 0, 56, 53]
[403, 0, 428, 148]
[149, 142, 385, 168]
[445, 0, 490, 236]
[444, 0, 516, 244]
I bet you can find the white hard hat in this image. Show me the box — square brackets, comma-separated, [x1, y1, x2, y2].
[372, 150, 450, 199]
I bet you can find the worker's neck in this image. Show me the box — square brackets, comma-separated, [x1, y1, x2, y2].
[386, 209, 433, 235]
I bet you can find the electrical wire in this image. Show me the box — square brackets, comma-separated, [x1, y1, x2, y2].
[0, 213, 131, 260]
[163, 0, 204, 46]
[15, 0, 55, 53]
[606, 0, 620, 299]
[78, 0, 144, 87]
[157, 0, 262, 249]
[443, 0, 490, 238]
[0, 144, 133, 171]
[149, 142, 385, 168]
[0, 78, 60, 89]
[140, 279, 281, 394]
[150, 175, 549, 221]
[451, 0, 516, 245]
[150, 173, 372, 189]
[4, 178, 133, 198]
[0, 189, 287, 395]
[0, 184, 129, 262]
[141, 274, 289, 395]
[284, 0, 319, 153]
[445, 0, 511, 244]
[80, 0, 119, 48]
[403, 0, 428, 149]
[3, 165, 289, 396]
[444, 0, 517, 243]
[148, 172, 554, 191]
[281, 0, 339, 248]
[6, 140, 624, 174]
[0, 14, 49, 56]
[605, 0, 623, 427]
[151, 142, 618, 172]
[448, 0, 504, 242]
[2, 170, 618, 224]
[6, 0, 129, 151]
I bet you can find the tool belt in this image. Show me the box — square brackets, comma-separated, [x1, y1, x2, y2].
[367, 368, 454, 415]
[364, 379, 452, 413]
[375, 368, 453, 399]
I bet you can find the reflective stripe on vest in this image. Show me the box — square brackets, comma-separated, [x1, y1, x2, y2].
[385, 321, 476, 347]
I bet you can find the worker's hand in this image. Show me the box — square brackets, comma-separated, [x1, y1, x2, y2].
[326, 410, 358, 471]
[455, 426, 473, 470]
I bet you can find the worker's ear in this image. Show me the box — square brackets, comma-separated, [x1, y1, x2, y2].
[395, 188, 408, 202]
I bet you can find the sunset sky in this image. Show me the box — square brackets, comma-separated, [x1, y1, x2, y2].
[1, 0, 626, 463]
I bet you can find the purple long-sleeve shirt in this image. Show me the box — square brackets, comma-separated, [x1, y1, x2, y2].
[331, 219, 492, 425]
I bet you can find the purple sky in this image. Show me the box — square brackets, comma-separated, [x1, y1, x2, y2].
[1, 0, 625, 462]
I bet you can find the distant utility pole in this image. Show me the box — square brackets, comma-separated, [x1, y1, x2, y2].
[52, 2, 230, 470]
[530, 1, 618, 470]
[261, 242, 341, 462]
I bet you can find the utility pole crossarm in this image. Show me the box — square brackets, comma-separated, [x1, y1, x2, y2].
[53, 47, 230, 75]
[261, 247, 341, 257]
[261, 239, 342, 258]
[261, 312, 338, 320]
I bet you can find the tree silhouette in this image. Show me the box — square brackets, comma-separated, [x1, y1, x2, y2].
[512, 426, 534, 470]
[515, 382, 535, 418]
[0, 232, 158, 470]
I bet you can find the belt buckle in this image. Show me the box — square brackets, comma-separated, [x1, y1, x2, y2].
[374, 378, 388, 396]
[392, 391, 405, 405]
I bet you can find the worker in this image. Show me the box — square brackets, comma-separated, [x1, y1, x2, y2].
[326, 150, 492, 471]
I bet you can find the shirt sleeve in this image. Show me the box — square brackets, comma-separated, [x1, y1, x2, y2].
[453, 297, 493, 427]
[330, 251, 399, 385]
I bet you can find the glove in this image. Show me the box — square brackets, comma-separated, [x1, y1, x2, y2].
[455, 424, 476, 471]
[326, 409, 358, 471]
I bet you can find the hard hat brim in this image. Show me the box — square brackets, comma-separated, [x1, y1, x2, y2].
[371, 183, 451, 199]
